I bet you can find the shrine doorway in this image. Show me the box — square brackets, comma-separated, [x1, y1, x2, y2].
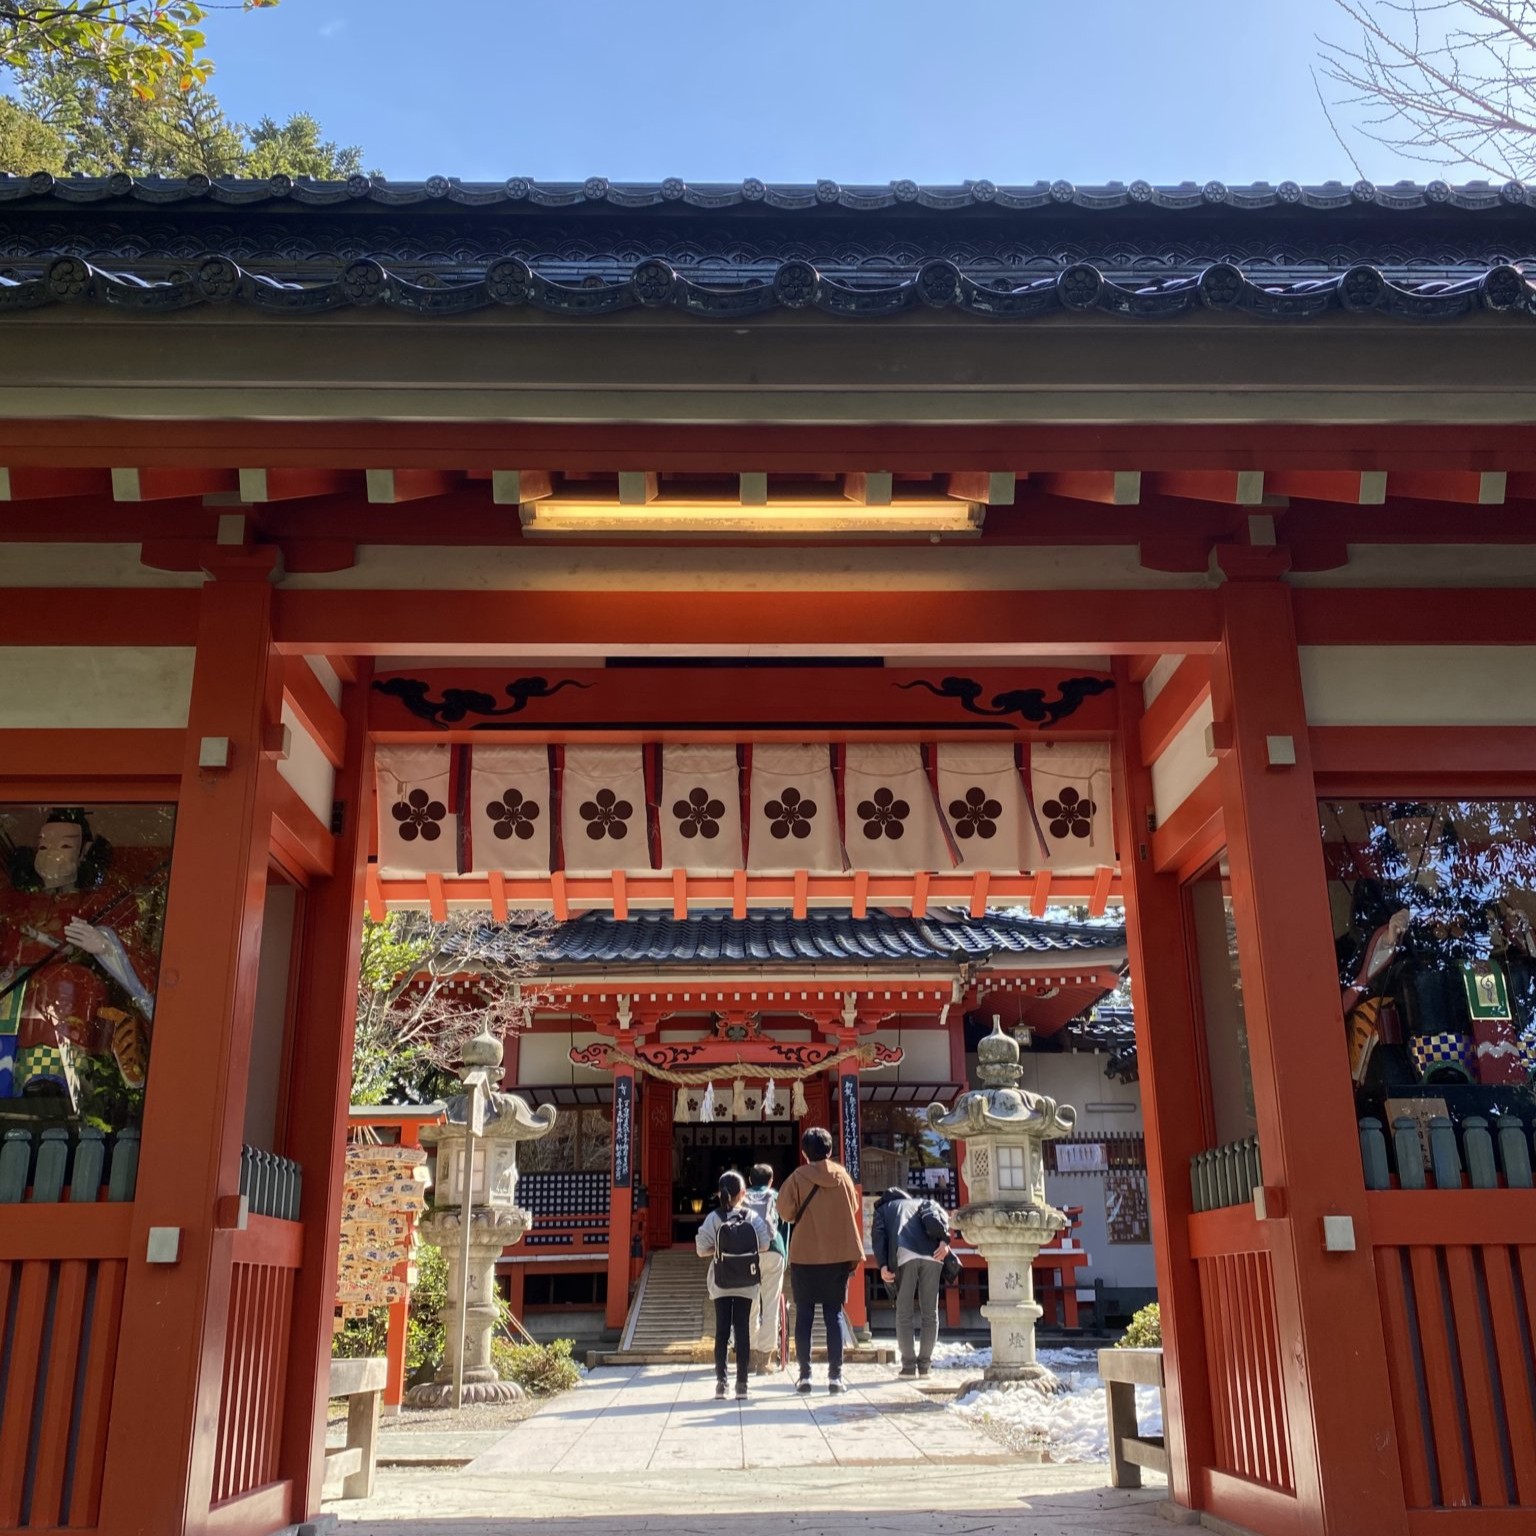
[669, 1118, 799, 1244]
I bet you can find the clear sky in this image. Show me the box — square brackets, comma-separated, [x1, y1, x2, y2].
[196, 0, 1449, 186]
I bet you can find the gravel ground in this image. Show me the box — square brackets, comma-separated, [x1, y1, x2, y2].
[328, 1394, 548, 1435]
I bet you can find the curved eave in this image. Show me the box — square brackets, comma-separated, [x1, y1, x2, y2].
[5, 253, 1529, 324]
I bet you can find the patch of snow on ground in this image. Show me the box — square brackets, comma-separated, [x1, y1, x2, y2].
[932, 1345, 1162, 1464]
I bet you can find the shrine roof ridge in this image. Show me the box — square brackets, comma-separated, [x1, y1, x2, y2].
[7, 171, 1536, 215]
[501, 907, 1127, 969]
[7, 172, 1534, 322]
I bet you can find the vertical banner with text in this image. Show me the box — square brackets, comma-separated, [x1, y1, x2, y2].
[613, 1072, 633, 1188]
[840, 1074, 861, 1184]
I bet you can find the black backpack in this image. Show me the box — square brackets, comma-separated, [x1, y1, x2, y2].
[713, 1210, 762, 1290]
[918, 1199, 949, 1245]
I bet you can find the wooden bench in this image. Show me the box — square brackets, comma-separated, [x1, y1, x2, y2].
[1098, 1346, 1169, 1489]
[326, 1356, 386, 1500]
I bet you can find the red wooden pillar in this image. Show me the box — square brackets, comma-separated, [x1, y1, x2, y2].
[100, 551, 281, 1536]
[277, 659, 374, 1511]
[1110, 659, 1218, 1513]
[604, 1064, 636, 1329]
[645, 1077, 674, 1250]
[1210, 572, 1405, 1534]
[504, 1259, 526, 1320]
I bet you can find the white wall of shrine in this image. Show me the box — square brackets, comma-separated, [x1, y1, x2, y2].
[519, 1030, 610, 1085]
[1016, 1050, 1157, 1296]
[1299, 645, 1536, 725]
[1150, 695, 1216, 826]
[0, 645, 194, 727]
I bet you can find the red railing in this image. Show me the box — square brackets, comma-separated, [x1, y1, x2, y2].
[1370, 1189, 1536, 1524]
[210, 1216, 303, 1510]
[1188, 1204, 1296, 1512]
[0, 1206, 131, 1531]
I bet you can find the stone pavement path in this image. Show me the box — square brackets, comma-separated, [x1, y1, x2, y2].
[329, 1363, 1173, 1534]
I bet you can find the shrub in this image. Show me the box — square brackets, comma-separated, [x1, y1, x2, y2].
[1118, 1301, 1161, 1349]
[330, 1239, 449, 1383]
[492, 1336, 581, 1396]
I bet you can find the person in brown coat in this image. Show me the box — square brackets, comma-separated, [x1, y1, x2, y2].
[775, 1126, 865, 1394]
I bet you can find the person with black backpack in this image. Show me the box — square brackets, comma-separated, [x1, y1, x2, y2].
[694, 1170, 773, 1400]
[871, 1187, 952, 1378]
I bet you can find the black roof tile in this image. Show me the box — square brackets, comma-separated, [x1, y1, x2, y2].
[517, 907, 1125, 968]
[1, 176, 1530, 323]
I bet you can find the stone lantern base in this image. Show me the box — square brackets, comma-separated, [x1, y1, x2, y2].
[404, 1377, 524, 1407]
[953, 1203, 1068, 1397]
[403, 1204, 530, 1410]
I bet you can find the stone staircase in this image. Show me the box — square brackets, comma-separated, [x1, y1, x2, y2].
[589, 1250, 892, 1367]
[606, 1251, 713, 1364]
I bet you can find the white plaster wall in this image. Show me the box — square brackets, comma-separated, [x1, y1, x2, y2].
[1300, 646, 1536, 725]
[1149, 695, 1215, 826]
[304, 655, 343, 706]
[0, 646, 194, 727]
[516, 1030, 608, 1084]
[276, 700, 336, 825]
[1014, 1050, 1158, 1293]
[1141, 655, 1184, 709]
[4, 543, 203, 588]
[871, 1027, 952, 1082]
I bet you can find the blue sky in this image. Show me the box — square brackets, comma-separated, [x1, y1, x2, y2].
[198, 0, 1438, 185]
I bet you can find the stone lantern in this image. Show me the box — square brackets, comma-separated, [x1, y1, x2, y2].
[405, 1029, 557, 1407]
[927, 1020, 1075, 1388]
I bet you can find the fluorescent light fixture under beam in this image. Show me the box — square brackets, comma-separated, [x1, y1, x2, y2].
[519, 499, 985, 536]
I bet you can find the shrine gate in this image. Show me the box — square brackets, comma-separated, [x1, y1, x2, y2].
[0, 171, 1534, 1536]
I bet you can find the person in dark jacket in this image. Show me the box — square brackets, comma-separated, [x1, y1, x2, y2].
[871, 1187, 951, 1377]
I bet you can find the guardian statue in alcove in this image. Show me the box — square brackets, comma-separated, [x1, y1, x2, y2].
[0, 807, 158, 1108]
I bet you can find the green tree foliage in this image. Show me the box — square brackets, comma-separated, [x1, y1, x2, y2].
[351, 914, 444, 1107]
[1, 0, 276, 99]
[243, 111, 362, 180]
[3, 55, 365, 176]
[0, 92, 64, 170]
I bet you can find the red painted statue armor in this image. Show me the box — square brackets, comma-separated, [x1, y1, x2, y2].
[0, 811, 157, 1102]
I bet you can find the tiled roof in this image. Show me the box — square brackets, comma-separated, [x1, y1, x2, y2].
[516, 908, 1126, 969]
[5, 172, 1534, 214]
[1061, 1005, 1137, 1052]
[1, 175, 1530, 323]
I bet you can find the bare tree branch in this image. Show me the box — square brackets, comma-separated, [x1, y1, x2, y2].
[1319, 0, 1536, 180]
[353, 912, 554, 1103]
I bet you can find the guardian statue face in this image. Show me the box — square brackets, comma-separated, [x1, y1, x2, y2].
[34, 822, 85, 891]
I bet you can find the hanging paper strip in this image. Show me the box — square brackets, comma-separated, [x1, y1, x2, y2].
[659, 744, 743, 876]
[560, 745, 653, 876]
[936, 743, 1047, 874]
[1030, 741, 1114, 871]
[842, 743, 956, 874]
[747, 743, 844, 874]
[376, 744, 459, 876]
[468, 746, 552, 877]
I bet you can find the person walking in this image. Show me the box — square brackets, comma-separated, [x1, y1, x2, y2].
[743, 1163, 786, 1374]
[871, 1186, 951, 1377]
[775, 1127, 865, 1395]
[695, 1170, 772, 1400]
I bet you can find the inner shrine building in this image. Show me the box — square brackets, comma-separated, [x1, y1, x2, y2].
[0, 169, 1534, 1536]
